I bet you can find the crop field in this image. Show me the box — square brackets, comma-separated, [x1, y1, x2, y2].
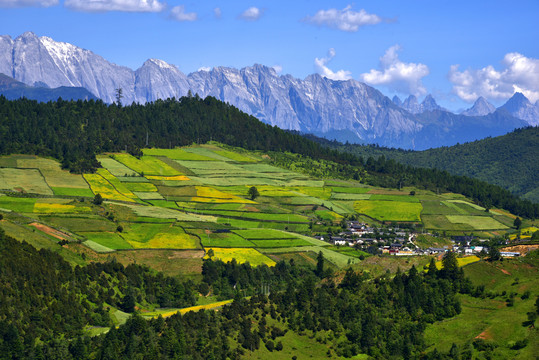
[133, 191, 164, 200]
[80, 232, 133, 250]
[83, 173, 135, 202]
[331, 186, 371, 194]
[194, 230, 255, 248]
[206, 210, 309, 223]
[0, 196, 37, 213]
[123, 182, 158, 192]
[83, 239, 114, 253]
[420, 200, 458, 215]
[112, 154, 181, 176]
[233, 229, 298, 239]
[119, 223, 171, 243]
[33, 202, 92, 214]
[212, 149, 257, 162]
[0, 168, 53, 195]
[434, 255, 480, 269]
[143, 148, 216, 161]
[370, 194, 420, 202]
[40, 216, 117, 232]
[354, 200, 423, 221]
[128, 226, 201, 249]
[180, 146, 236, 161]
[330, 193, 371, 200]
[421, 215, 473, 231]
[314, 209, 343, 221]
[205, 247, 276, 266]
[249, 239, 313, 248]
[98, 156, 138, 177]
[446, 215, 509, 230]
[96, 169, 138, 199]
[15, 156, 90, 190]
[51, 187, 95, 197]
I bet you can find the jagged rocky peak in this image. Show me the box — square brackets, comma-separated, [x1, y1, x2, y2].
[401, 95, 420, 113]
[499, 92, 539, 126]
[461, 96, 495, 116]
[392, 95, 402, 107]
[421, 94, 440, 111]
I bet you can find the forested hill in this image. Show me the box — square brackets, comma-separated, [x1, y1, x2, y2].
[316, 127, 538, 203]
[0, 95, 537, 218]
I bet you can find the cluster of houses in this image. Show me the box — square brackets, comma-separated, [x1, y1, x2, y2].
[317, 222, 521, 257]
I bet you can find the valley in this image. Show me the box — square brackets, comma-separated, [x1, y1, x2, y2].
[0, 143, 524, 276]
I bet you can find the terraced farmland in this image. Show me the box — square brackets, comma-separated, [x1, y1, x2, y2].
[0, 143, 520, 271]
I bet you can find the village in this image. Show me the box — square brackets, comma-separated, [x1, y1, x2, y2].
[317, 220, 523, 258]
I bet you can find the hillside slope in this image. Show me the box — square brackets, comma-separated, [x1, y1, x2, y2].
[332, 127, 539, 203]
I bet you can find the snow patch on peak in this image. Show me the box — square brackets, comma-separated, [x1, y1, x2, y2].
[146, 58, 176, 70]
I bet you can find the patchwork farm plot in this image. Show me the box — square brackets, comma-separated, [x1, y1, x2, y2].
[0, 144, 519, 269]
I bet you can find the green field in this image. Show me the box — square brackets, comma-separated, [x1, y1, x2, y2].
[331, 186, 371, 194]
[112, 154, 181, 176]
[0, 196, 37, 213]
[80, 232, 133, 250]
[51, 187, 95, 197]
[370, 194, 420, 202]
[41, 216, 117, 232]
[446, 215, 509, 230]
[249, 239, 312, 248]
[233, 229, 298, 239]
[98, 156, 139, 177]
[330, 193, 371, 200]
[143, 148, 216, 161]
[195, 230, 255, 248]
[354, 200, 423, 221]
[0, 168, 53, 195]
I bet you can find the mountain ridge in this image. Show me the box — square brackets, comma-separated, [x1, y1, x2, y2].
[0, 32, 535, 149]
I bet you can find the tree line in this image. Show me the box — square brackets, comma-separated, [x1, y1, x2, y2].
[0, 95, 536, 218]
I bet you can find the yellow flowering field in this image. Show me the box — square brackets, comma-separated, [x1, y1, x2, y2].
[128, 229, 201, 249]
[113, 154, 181, 176]
[96, 169, 138, 200]
[83, 174, 135, 202]
[435, 255, 480, 270]
[204, 247, 276, 267]
[33, 202, 92, 214]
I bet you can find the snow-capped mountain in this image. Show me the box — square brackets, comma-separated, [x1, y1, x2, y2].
[461, 96, 496, 116]
[0, 32, 531, 149]
[498, 93, 539, 126]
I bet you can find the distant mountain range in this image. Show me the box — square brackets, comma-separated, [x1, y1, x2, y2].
[0, 73, 96, 102]
[1, 32, 537, 149]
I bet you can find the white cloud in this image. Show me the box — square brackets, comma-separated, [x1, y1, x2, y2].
[214, 7, 221, 19]
[170, 5, 196, 21]
[304, 5, 383, 32]
[449, 52, 539, 103]
[272, 65, 282, 74]
[198, 66, 211, 72]
[64, 0, 165, 13]
[239, 6, 263, 21]
[0, 0, 58, 7]
[359, 45, 429, 96]
[314, 48, 352, 81]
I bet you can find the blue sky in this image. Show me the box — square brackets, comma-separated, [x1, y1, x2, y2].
[1, 0, 538, 111]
